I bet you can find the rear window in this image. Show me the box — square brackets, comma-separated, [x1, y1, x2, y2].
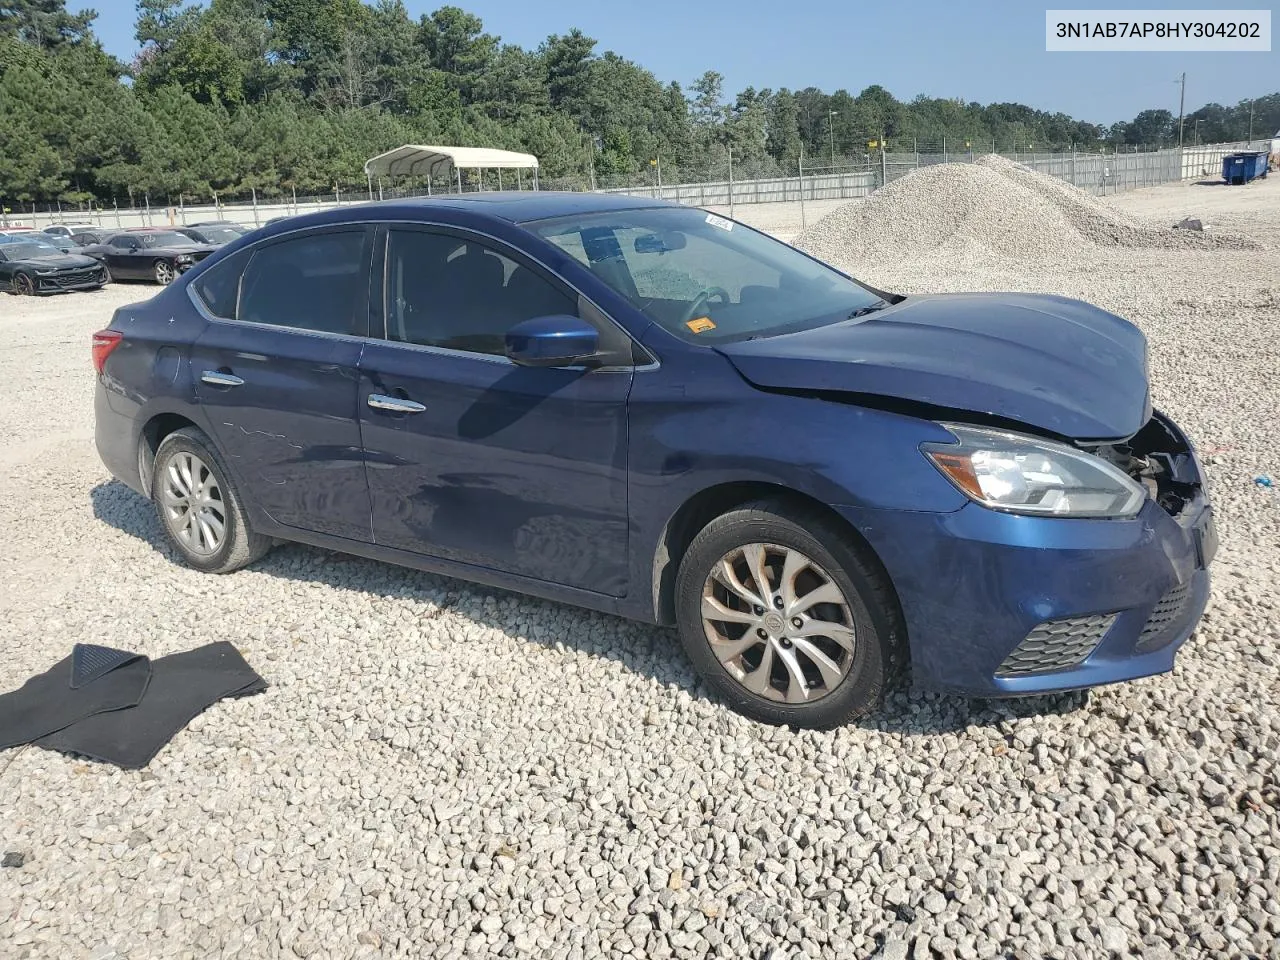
[192, 249, 251, 319]
[238, 231, 368, 336]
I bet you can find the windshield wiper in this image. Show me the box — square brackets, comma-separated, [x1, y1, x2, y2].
[848, 299, 889, 319]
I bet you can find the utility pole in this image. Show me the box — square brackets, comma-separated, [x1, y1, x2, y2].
[828, 111, 837, 168]
[1248, 99, 1255, 141]
[727, 144, 734, 219]
[1175, 72, 1186, 148]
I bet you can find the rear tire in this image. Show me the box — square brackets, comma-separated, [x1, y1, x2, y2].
[151, 427, 271, 574]
[674, 498, 902, 729]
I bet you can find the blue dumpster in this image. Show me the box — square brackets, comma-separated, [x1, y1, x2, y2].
[1221, 151, 1269, 185]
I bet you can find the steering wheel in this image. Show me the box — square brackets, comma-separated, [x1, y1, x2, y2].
[679, 286, 732, 325]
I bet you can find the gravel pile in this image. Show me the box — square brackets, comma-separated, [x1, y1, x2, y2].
[795, 157, 1260, 269]
[3, 171, 1280, 960]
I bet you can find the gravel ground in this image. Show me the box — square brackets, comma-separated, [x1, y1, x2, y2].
[3, 164, 1280, 960]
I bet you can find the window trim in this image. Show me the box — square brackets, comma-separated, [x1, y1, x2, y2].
[374, 220, 656, 371]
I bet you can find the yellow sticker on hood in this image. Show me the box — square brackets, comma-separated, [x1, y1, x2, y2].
[686, 317, 716, 333]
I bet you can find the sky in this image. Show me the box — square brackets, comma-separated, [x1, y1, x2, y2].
[77, 0, 1279, 125]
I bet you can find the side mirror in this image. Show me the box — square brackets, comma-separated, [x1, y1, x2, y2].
[505, 315, 600, 368]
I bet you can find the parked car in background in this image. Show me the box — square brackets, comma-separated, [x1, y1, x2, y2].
[70, 230, 105, 247]
[78, 229, 216, 284]
[43, 222, 98, 239]
[91, 194, 1215, 728]
[1, 237, 107, 294]
[36, 234, 78, 252]
[176, 223, 247, 246]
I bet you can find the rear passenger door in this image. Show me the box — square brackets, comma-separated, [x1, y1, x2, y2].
[187, 226, 376, 542]
[357, 225, 635, 596]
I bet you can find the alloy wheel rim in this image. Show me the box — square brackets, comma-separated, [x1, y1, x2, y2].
[15, 274, 33, 295]
[700, 542, 856, 704]
[160, 451, 226, 556]
[156, 261, 174, 284]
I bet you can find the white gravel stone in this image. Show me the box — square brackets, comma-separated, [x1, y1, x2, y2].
[1, 169, 1279, 958]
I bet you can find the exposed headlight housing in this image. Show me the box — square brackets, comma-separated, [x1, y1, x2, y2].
[922, 423, 1146, 519]
[175, 254, 194, 263]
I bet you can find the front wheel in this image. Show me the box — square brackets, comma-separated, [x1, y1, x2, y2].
[153, 259, 176, 285]
[12, 273, 35, 296]
[674, 499, 902, 729]
[151, 427, 271, 573]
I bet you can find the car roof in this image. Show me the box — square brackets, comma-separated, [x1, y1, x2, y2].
[407, 190, 677, 223]
[243, 192, 684, 245]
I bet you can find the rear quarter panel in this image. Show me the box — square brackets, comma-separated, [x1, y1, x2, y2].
[99, 289, 211, 487]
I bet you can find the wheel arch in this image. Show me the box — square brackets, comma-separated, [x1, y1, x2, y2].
[138, 412, 201, 495]
[650, 481, 904, 635]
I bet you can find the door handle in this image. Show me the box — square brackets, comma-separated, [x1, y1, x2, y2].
[368, 394, 426, 414]
[201, 370, 244, 387]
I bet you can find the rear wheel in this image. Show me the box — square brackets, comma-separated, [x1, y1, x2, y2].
[674, 499, 901, 729]
[151, 427, 271, 573]
[12, 273, 35, 296]
[153, 259, 175, 285]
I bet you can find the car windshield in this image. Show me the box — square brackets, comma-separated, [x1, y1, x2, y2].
[137, 231, 194, 247]
[531, 206, 885, 343]
[196, 226, 242, 243]
[3, 242, 60, 259]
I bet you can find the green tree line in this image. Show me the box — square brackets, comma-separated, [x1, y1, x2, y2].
[1, 0, 1276, 204]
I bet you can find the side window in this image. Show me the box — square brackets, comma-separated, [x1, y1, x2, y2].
[109, 235, 135, 250]
[238, 230, 368, 336]
[191, 248, 251, 320]
[386, 230, 577, 356]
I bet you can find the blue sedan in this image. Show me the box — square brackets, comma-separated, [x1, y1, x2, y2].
[92, 193, 1215, 728]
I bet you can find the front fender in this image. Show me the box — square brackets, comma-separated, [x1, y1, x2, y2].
[621, 344, 967, 620]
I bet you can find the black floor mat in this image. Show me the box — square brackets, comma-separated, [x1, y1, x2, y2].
[0, 645, 151, 749]
[34, 642, 267, 769]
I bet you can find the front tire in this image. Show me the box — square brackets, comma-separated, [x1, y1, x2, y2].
[151, 427, 271, 573]
[153, 259, 176, 285]
[674, 498, 901, 729]
[12, 273, 35, 296]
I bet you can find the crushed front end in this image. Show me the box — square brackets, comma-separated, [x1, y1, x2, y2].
[836, 410, 1215, 697]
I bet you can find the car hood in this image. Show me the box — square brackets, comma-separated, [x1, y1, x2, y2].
[10, 253, 102, 269]
[715, 293, 1151, 440]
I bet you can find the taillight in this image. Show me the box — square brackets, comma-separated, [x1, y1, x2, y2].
[92, 329, 123, 374]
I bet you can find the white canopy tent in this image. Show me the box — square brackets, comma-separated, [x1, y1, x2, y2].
[364, 145, 540, 194]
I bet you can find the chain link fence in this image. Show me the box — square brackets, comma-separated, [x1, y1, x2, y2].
[2, 140, 1269, 232]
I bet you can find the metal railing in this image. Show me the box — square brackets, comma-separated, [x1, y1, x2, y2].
[1, 141, 1268, 231]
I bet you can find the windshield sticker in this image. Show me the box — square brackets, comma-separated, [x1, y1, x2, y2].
[686, 317, 716, 333]
[704, 213, 733, 231]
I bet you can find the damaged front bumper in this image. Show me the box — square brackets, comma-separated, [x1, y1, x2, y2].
[838, 410, 1215, 697]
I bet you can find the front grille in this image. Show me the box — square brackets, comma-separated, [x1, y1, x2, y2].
[1134, 581, 1192, 652]
[39, 268, 103, 289]
[996, 614, 1117, 677]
